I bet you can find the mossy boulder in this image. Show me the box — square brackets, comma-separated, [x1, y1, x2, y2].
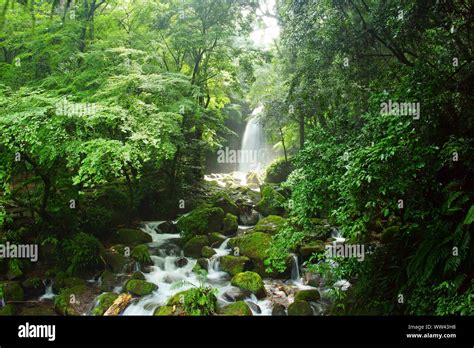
[21, 277, 45, 297]
[201, 246, 216, 258]
[228, 232, 279, 277]
[255, 184, 286, 216]
[230, 272, 265, 299]
[131, 244, 153, 266]
[104, 250, 134, 273]
[99, 271, 117, 292]
[92, 292, 119, 316]
[288, 300, 314, 316]
[272, 303, 286, 316]
[209, 232, 227, 247]
[177, 207, 225, 236]
[211, 193, 240, 216]
[125, 279, 157, 297]
[53, 285, 90, 315]
[222, 213, 238, 236]
[0, 281, 24, 302]
[220, 255, 251, 276]
[0, 304, 16, 316]
[129, 271, 145, 281]
[183, 235, 209, 258]
[299, 240, 326, 261]
[294, 289, 320, 302]
[218, 301, 253, 316]
[253, 215, 285, 235]
[264, 158, 294, 184]
[115, 228, 152, 245]
[154, 305, 178, 316]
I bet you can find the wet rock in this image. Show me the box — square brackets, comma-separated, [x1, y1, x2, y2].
[114, 228, 152, 246]
[220, 255, 251, 276]
[264, 158, 294, 184]
[157, 221, 177, 234]
[54, 285, 98, 315]
[288, 300, 314, 316]
[254, 184, 286, 217]
[222, 286, 250, 302]
[298, 240, 326, 262]
[21, 277, 45, 297]
[175, 257, 188, 268]
[131, 244, 153, 266]
[183, 235, 209, 258]
[197, 258, 209, 270]
[177, 207, 225, 235]
[129, 271, 145, 281]
[125, 279, 157, 297]
[104, 250, 134, 273]
[272, 303, 286, 316]
[295, 289, 321, 302]
[92, 292, 119, 316]
[238, 206, 259, 226]
[99, 271, 117, 292]
[202, 246, 216, 258]
[218, 301, 253, 316]
[211, 193, 240, 216]
[0, 281, 24, 302]
[253, 215, 286, 235]
[222, 213, 238, 236]
[209, 232, 227, 247]
[246, 301, 261, 314]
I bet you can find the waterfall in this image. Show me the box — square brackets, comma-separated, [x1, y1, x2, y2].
[238, 106, 266, 173]
[39, 280, 55, 301]
[290, 254, 301, 283]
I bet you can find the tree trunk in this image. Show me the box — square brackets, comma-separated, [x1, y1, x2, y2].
[299, 113, 305, 149]
[279, 127, 288, 162]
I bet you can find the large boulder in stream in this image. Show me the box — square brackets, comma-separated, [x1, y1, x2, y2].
[104, 249, 135, 273]
[92, 292, 119, 316]
[294, 289, 321, 302]
[222, 286, 251, 302]
[177, 207, 225, 236]
[209, 232, 227, 247]
[210, 192, 240, 216]
[183, 235, 209, 258]
[222, 213, 238, 236]
[253, 215, 285, 235]
[298, 240, 326, 262]
[125, 279, 157, 297]
[288, 300, 314, 316]
[218, 301, 253, 316]
[230, 272, 265, 299]
[254, 184, 286, 217]
[114, 228, 152, 245]
[131, 244, 153, 266]
[220, 255, 251, 276]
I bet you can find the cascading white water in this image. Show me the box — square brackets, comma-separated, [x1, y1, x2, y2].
[39, 280, 55, 301]
[238, 106, 267, 173]
[290, 254, 301, 284]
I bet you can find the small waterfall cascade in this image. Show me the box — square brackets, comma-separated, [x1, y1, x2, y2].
[290, 254, 301, 284]
[39, 280, 55, 301]
[238, 106, 267, 173]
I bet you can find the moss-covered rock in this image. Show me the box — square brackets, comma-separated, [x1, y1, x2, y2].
[0, 281, 24, 302]
[177, 207, 225, 236]
[288, 300, 314, 316]
[218, 301, 253, 316]
[228, 232, 275, 277]
[381, 226, 400, 243]
[211, 192, 240, 216]
[104, 250, 134, 273]
[272, 303, 286, 316]
[125, 279, 157, 297]
[92, 292, 119, 316]
[62, 277, 87, 289]
[183, 235, 209, 258]
[53, 285, 90, 315]
[255, 184, 286, 216]
[201, 246, 216, 258]
[209, 232, 227, 247]
[0, 303, 16, 316]
[99, 270, 117, 292]
[131, 244, 153, 266]
[197, 258, 209, 270]
[294, 289, 320, 302]
[21, 277, 44, 297]
[222, 213, 238, 236]
[299, 240, 326, 261]
[114, 228, 152, 245]
[264, 158, 294, 184]
[230, 272, 265, 299]
[153, 305, 178, 316]
[220, 255, 251, 276]
[130, 271, 145, 281]
[253, 215, 286, 235]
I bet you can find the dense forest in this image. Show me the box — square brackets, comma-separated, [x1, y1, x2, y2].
[0, 0, 472, 317]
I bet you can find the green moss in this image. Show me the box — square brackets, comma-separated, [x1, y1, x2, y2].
[255, 185, 286, 216]
[264, 158, 294, 184]
[253, 215, 286, 235]
[183, 235, 209, 258]
[299, 240, 326, 260]
[92, 292, 119, 316]
[53, 285, 88, 315]
[129, 271, 145, 280]
[99, 270, 116, 292]
[104, 250, 133, 273]
[19, 306, 58, 316]
[228, 232, 272, 276]
[201, 246, 216, 258]
[115, 228, 152, 245]
[177, 207, 225, 236]
[220, 255, 250, 276]
[210, 192, 240, 216]
[209, 232, 227, 246]
[218, 301, 253, 316]
[288, 300, 314, 316]
[0, 304, 16, 316]
[0, 281, 24, 302]
[222, 213, 238, 235]
[131, 244, 153, 265]
[230, 272, 265, 299]
[125, 279, 157, 297]
[153, 305, 176, 316]
[294, 289, 320, 302]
